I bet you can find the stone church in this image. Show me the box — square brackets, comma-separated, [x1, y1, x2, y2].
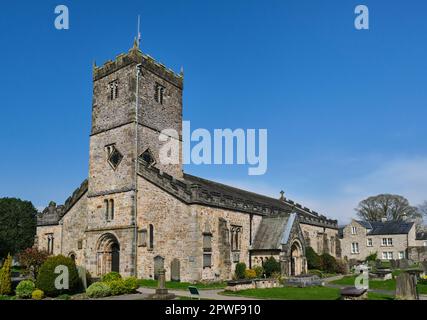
[36, 40, 339, 282]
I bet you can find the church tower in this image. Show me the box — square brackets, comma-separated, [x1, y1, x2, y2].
[85, 40, 183, 276]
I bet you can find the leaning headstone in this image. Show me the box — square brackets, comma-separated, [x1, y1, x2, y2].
[400, 259, 410, 270]
[77, 266, 88, 290]
[395, 273, 418, 300]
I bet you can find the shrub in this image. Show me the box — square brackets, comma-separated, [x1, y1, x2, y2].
[15, 280, 35, 299]
[0, 254, 12, 295]
[244, 269, 257, 279]
[365, 252, 378, 262]
[320, 253, 338, 274]
[57, 294, 71, 300]
[101, 271, 122, 283]
[86, 282, 111, 298]
[108, 280, 128, 296]
[31, 289, 44, 300]
[234, 263, 247, 280]
[309, 269, 323, 278]
[263, 257, 281, 277]
[123, 277, 139, 293]
[36, 255, 80, 297]
[17, 247, 49, 279]
[253, 266, 264, 278]
[306, 247, 321, 270]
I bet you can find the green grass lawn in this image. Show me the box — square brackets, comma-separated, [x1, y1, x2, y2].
[0, 295, 16, 301]
[137, 279, 227, 290]
[332, 276, 427, 294]
[222, 286, 341, 300]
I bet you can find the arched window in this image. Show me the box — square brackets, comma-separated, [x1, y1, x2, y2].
[109, 199, 114, 220]
[149, 224, 154, 249]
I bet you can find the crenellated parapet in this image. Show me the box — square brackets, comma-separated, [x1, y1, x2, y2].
[37, 179, 88, 226]
[93, 44, 183, 89]
[138, 164, 338, 229]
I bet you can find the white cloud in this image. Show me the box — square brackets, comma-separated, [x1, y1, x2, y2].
[209, 157, 427, 226]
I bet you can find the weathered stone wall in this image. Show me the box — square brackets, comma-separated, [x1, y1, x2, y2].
[36, 224, 62, 256]
[136, 176, 262, 282]
[60, 194, 88, 266]
[300, 223, 339, 257]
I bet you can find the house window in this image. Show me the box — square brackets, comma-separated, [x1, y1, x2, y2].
[203, 253, 212, 268]
[77, 240, 83, 250]
[424, 241, 427, 247]
[351, 242, 359, 254]
[382, 238, 387, 246]
[387, 238, 393, 246]
[383, 252, 393, 260]
[109, 80, 119, 100]
[154, 83, 165, 104]
[230, 226, 242, 251]
[399, 251, 405, 259]
[138, 229, 147, 247]
[367, 238, 373, 247]
[149, 224, 154, 249]
[351, 226, 357, 235]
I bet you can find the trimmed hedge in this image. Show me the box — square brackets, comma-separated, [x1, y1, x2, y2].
[0, 254, 12, 295]
[32, 289, 44, 300]
[235, 263, 247, 280]
[101, 272, 122, 283]
[263, 257, 281, 277]
[36, 255, 80, 297]
[15, 280, 35, 299]
[123, 277, 139, 293]
[86, 282, 111, 298]
[306, 247, 321, 270]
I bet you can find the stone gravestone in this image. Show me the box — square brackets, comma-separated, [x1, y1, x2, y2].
[171, 259, 180, 282]
[77, 266, 88, 290]
[421, 261, 427, 275]
[399, 259, 410, 270]
[395, 273, 418, 300]
[390, 259, 398, 269]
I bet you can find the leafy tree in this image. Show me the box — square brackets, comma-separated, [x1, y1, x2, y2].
[263, 257, 281, 277]
[306, 246, 321, 270]
[17, 247, 49, 279]
[0, 198, 37, 259]
[355, 194, 421, 222]
[418, 201, 427, 220]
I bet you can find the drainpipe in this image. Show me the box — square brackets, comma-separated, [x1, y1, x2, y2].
[249, 214, 253, 269]
[133, 63, 142, 277]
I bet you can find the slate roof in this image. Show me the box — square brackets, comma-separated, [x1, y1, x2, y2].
[356, 220, 414, 235]
[251, 215, 290, 251]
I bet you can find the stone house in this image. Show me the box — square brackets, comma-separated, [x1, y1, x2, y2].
[340, 219, 426, 262]
[36, 40, 338, 282]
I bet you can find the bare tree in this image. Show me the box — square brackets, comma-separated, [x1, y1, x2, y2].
[355, 194, 421, 222]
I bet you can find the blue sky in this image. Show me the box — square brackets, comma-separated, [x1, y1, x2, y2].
[1, 0, 426, 223]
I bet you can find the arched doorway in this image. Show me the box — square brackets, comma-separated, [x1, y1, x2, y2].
[96, 233, 120, 276]
[68, 252, 77, 264]
[290, 241, 303, 276]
